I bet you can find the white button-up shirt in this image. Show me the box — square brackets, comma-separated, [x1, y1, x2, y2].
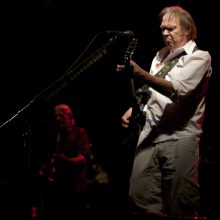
[137, 40, 212, 146]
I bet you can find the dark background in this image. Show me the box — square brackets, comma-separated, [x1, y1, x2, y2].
[0, 0, 219, 218]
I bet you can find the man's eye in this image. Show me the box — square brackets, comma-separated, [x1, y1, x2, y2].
[161, 27, 173, 32]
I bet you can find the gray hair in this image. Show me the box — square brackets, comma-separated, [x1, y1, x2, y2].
[159, 6, 197, 40]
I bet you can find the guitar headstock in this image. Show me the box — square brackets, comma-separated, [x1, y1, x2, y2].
[124, 38, 138, 65]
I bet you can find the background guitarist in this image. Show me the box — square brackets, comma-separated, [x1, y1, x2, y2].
[34, 103, 92, 219]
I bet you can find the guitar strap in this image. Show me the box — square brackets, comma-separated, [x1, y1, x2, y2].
[133, 46, 198, 128]
[137, 46, 198, 91]
[134, 50, 186, 113]
[155, 50, 186, 78]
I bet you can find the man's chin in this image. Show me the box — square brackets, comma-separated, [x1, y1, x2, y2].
[164, 41, 173, 49]
[165, 40, 171, 45]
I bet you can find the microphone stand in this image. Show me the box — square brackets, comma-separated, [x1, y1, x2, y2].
[0, 33, 119, 219]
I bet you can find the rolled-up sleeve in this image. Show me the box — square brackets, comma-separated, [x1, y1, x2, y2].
[170, 50, 212, 98]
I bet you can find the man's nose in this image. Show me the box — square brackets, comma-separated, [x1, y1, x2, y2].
[162, 29, 169, 35]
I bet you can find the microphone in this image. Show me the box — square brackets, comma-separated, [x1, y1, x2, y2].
[105, 30, 134, 37]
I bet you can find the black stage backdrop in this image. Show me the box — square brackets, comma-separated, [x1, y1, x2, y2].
[0, 0, 219, 218]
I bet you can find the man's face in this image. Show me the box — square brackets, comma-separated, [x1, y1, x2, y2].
[160, 13, 188, 51]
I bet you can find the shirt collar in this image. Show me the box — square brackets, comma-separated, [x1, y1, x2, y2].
[182, 40, 197, 54]
[157, 40, 197, 63]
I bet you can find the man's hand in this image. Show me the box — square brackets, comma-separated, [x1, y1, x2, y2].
[121, 107, 133, 128]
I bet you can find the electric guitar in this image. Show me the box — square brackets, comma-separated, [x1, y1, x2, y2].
[124, 38, 147, 128]
[121, 38, 147, 146]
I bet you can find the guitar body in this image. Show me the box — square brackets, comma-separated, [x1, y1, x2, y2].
[121, 38, 147, 143]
